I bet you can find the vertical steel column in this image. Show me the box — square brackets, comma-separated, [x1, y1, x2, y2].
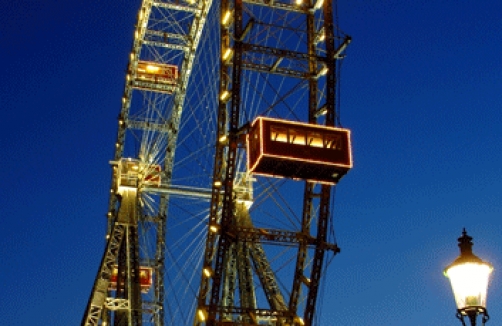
[301, 0, 339, 323]
[207, 0, 244, 322]
[290, 2, 319, 318]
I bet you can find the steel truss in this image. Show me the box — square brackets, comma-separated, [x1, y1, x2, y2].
[82, 0, 215, 324]
[195, 0, 349, 325]
[82, 0, 350, 324]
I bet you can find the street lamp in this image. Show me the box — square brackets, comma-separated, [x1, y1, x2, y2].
[444, 229, 493, 326]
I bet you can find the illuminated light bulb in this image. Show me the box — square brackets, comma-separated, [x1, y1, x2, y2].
[222, 10, 231, 25]
[209, 225, 219, 233]
[130, 52, 135, 61]
[445, 263, 493, 309]
[138, 10, 144, 20]
[296, 0, 302, 5]
[318, 32, 325, 42]
[295, 317, 305, 325]
[126, 74, 131, 81]
[203, 267, 212, 277]
[220, 90, 230, 101]
[314, 0, 324, 9]
[135, 30, 139, 39]
[223, 48, 233, 61]
[318, 66, 328, 76]
[197, 309, 206, 321]
[214, 180, 222, 187]
[316, 106, 327, 116]
[146, 65, 160, 73]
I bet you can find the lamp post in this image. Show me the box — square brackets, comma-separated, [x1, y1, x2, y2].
[444, 229, 493, 326]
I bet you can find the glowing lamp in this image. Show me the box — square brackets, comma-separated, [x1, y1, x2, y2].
[146, 65, 160, 73]
[222, 48, 233, 61]
[197, 308, 207, 321]
[444, 229, 493, 325]
[316, 66, 328, 77]
[220, 90, 230, 102]
[203, 266, 213, 278]
[222, 10, 232, 26]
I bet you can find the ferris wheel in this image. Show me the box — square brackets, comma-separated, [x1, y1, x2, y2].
[81, 0, 352, 325]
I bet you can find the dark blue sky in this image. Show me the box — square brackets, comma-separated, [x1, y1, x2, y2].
[1, 0, 501, 325]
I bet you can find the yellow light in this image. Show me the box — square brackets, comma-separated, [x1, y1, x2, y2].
[220, 90, 230, 102]
[105, 234, 110, 240]
[319, 32, 325, 42]
[314, 0, 324, 9]
[223, 48, 233, 61]
[219, 134, 228, 143]
[130, 52, 135, 61]
[445, 262, 493, 309]
[146, 65, 160, 73]
[197, 309, 206, 321]
[318, 66, 328, 76]
[214, 180, 222, 187]
[135, 30, 139, 39]
[295, 317, 305, 325]
[107, 212, 112, 217]
[210, 225, 219, 233]
[296, 0, 302, 5]
[222, 10, 231, 25]
[203, 267, 212, 277]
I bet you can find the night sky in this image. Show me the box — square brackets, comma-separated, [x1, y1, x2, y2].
[1, 0, 501, 325]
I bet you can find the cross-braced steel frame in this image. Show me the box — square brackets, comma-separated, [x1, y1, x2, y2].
[81, 0, 350, 324]
[195, 0, 350, 325]
[81, 0, 215, 324]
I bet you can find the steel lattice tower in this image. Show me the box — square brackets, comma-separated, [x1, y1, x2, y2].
[196, 0, 350, 324]
[81, 0, 350, 324]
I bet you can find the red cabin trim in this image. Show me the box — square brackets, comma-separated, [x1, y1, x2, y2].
[247, 117, 352, 184]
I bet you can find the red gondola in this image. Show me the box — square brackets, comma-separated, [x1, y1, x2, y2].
[110, 266, 153, 293]
[247, 117, 352, 184]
